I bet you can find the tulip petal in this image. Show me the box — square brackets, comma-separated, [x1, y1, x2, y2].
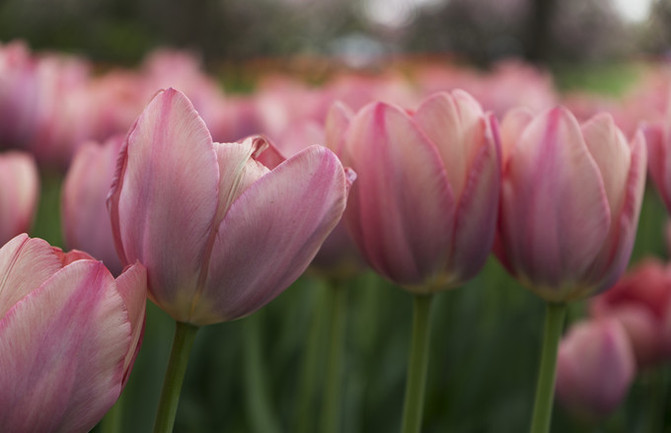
[0, 234, 62, 318]
[325, 101, 354, 155]
[447, 114, 501, 285]
[342, 102, 454, 287]
[193, 145, 350, 324]
[644, 123, 671, 211]
[114, 262, 147, 385]
[0, 152, 38, 245]
[582, 130, 647, 297]
[500, 107, 610, 295]
[413, 90, 485, 199]
[0, 260, 129, 433]
[62, 138, 123, 274]
[211, 138, 272, 227]
[108, 88, 219, 320]
[499, 107, 534, 166]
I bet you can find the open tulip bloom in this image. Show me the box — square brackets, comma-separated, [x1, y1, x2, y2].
[107, 88, 353, 432]
[327, 90, 501, 433]
[0, 234, 147, 433]
[496, 107, 646, 433]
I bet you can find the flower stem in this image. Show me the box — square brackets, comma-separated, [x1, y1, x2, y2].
[294, 285, 329, 433]
[152, 321, 199, 433]
[99, 390, 124, 433]
[320, 282, 349, 433]
[401, 294, 434, 433]
[529, 302, 567, 433]
[243, 312, 282, 433]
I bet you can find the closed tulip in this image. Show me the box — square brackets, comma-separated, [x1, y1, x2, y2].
[0, 151, 39, 244]
[496, 107, 647, 302]
[108, 87, 353, 326]
[0, 234, 147, 433]
[645, 118, 671, 213]
[328, 90, 501, 292]
[556, 319, 635, 421]
[591, 258, 671, 367]
[62, 136, 124, 275]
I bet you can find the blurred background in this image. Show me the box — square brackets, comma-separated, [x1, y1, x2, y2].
[0, 0, 665, 68]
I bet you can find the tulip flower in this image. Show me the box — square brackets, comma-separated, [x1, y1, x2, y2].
[107, 88, 352, 432]
[0, 151, 39, 245]
[62, 136, 124, 275]
[497, 107, 646, 302]
[0, 233, 146, 433]
[330, 90, 501, 291]
[496, 107, 646, 433]
[108, 87, 352, 325]
[591, 258, 671, 368]
[327, 90, 500, 433]
[556, 319, 635, 422]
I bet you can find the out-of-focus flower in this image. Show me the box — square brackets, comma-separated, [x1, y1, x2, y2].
[62, 136, 124, 275]
[0, 151, 39, 245]
[108, 88, 353, 325]
[0, 234, 146, 433]
[274, 118, 363, 276]
[328, 90, 500, 291]
[556, 319, 635, 422]
[496, 107, 646, 301]
[591, 258, 671, 367]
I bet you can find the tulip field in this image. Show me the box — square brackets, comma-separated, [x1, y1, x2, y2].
[4, 39, 671, 433]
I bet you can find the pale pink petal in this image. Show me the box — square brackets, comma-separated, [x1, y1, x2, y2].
[193, 145, 351, 324]
[62, 138, 124, 274]
[447, 114, 501, 285]
[211, 138, 272, 228]
[107, 88, 219, 321]
[0, 234, 62, 318]
[644, 123, 671, 211]
[114, 262, 147, 385]
[500, 107, 610, 298]
[325, 101, 354, 155]
[556, 319, 635, 420]
[0, 260, 130, 433]
[582, 130, 647, 296]
[0, 152, 39, 244]
[342, 102, 454, 288]
[499, 107, 534, 166]
[413, 90, 485, 199]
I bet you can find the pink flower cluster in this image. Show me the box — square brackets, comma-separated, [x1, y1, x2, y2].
[4, 38, 671, 430]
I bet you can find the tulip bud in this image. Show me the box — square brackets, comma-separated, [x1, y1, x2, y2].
[62, 136, 124, 275]
[496, 107, 647, 301]
[327, 90, 500, 292]
[556, 319, 635, 421]
[0, 151, 39, 244]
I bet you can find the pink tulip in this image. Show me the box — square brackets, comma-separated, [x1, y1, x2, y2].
[496, 107, 647, 301]
[0, 234, 146, 433]
[108, 88, 353, 325]
[556, 319, 635, 421]
[591, 258, 671, 367]
[329, 90, 500, 291]
[0, 151, 39, 244]
[62, 136, 124, 275]
[645, 116, 671, 214]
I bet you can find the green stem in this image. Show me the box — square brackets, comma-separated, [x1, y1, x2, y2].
[294, 285, 329, 433]
[152, 321, 199, 433]
[320, 283, 349, 433]
[401, 294, 434, 433]
[243, 312, 282, 433]
[99, 390, 124, 433]
[529, 302, 567, 433]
